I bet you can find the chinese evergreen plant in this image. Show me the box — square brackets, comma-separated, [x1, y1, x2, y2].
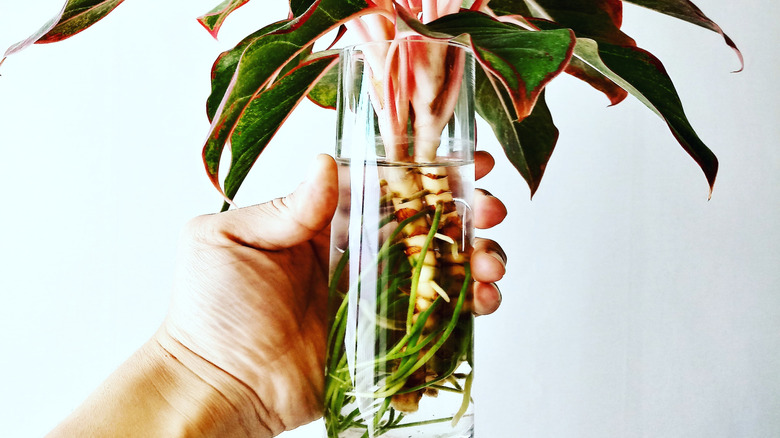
[3, 0, 740, 206]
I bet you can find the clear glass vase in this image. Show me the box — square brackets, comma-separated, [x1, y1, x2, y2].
[324, 39, 476, 438]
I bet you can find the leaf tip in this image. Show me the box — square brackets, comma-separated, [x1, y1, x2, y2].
[527, 179, 541, 200]
[606, 91, 628, 107]
[730, 51, 745, 74]
[707, 179, 716, 201]
[197, 16, 220, 40]
[720, 32, 744, 73]
[705, 164, 718, 201]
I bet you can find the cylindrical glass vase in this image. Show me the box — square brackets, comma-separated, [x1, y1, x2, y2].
[325, 39, 476, 438]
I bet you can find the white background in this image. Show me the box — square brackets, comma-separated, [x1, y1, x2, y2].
[0, 0, 778, 437]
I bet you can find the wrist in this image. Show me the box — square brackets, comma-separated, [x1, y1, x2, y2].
[49, 332, 280, 437]
[153, 328, 283, 437]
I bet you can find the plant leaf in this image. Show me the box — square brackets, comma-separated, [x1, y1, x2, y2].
[3, 0, 124, 59]
[202, 0, 375, 202]
[425, 11, 576, 119]
[197, 0, 252, 39]
[484, 0, 532, 16]
[623, 0, 743, 69]
[290, 0, 318, 17]
[276, 44, 315, 81]
[476, 67, 559, 196]
[530, 0, 635, 46]
[520, 15, 630, 105]
[531, 1, 636, 104]
[219, 53, 340, 210]
[490, 0, 635, 105]
[565, 54, 627, 105]
[206, 21, 292, 122]
[574, 38, 718, 194]
[307, 62, 338, 109]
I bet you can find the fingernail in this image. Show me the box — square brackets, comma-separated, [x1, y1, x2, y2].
[477, 188, 493, 197]
[487, 249, 507, 268]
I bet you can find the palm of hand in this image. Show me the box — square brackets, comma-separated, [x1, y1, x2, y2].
[167, 220, 333, 429]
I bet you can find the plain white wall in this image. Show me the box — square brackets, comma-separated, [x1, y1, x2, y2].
[0, 0, 777, 437]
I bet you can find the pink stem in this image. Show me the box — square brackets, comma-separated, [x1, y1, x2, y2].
[410, 43, 467, 162]
[422, 0, 438, 22]
[399, 0, 422, 15]
[437, 0, 461, 17]
[470, 0, 489, 11]
[383, 39, 412, 160]
[383, 43, 399, 132]
[397, 41, 410, 135]
[349, 17, 374, 43]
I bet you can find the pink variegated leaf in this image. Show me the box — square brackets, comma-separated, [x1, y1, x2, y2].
[3, 0, 124, 61]
[197, 0, 253, 39]
[565, 55, 628, 106]
[289, 0, 318, 17]
[202, 0, 379, 205]
[219, 52, 340, 209]
[489, 0, 635, 105]
[532, 0, 635, 46]
[624, 0, 743, 70]
[423, 11, 576, 120]
[578, 39, 720, 194]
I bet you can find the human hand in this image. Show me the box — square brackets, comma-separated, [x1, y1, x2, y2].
[159, 153, 508, 435]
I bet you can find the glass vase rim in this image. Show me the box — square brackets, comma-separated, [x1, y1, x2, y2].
[339, 37, 474, 54]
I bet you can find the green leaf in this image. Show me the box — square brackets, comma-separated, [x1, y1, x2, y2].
[565, 54, 627, 105]
[206, 21, 292, 122]
[495, 1, 635, 104]
[623, 0, 742, 69]
[575, 38, 718, 194]
[476, 67, 559, 196]
[525, 12, 633, 106]
[485, 0, 532, 16]
[3, 0, 124, 59]
[290, 0, 318, 17]
[426, 11, 576, 119]
[530, 0, 635, 46]
[198, 0, 252, 39]
[220, 53, 340, 210]
[276, 44, 315, 81]
[488, 0, 633, 46]
[307, 62, 338, 109]
[202, 0, 374, 201]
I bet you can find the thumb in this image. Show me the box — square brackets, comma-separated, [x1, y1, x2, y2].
[209, 154, 339, 250]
